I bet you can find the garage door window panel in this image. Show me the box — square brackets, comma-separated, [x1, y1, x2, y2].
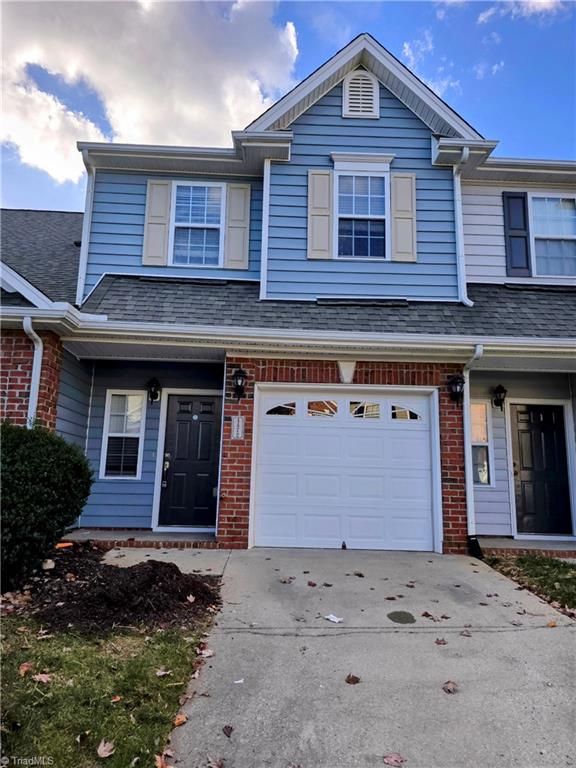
[391, 404, 422, 421]
[265, 402, 296, 416]
[307, 400, 338, 417]
[350, 401, 380, 419]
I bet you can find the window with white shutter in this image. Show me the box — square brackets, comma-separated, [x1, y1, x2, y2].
[343, 70, 379, 119]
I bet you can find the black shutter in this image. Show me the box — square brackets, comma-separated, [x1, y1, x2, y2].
[502, 192, 532, 276]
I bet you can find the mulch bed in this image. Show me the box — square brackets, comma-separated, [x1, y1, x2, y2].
[3, 543, 220, 633]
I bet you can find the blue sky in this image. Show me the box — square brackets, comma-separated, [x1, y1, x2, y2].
[2, 0, 574, 213]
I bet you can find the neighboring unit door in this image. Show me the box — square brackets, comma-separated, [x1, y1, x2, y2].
[158, 395, 222, 527]
[510, 403, 572, 535]
[253, 389, 435, 550]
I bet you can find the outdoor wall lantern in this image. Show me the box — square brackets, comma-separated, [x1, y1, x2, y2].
[146, 377, 162, 404]
[492, 384, 508, 411]
[232, 367, 248, 401]
[447, 374, 465, 405]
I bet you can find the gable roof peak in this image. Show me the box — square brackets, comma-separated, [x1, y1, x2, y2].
[247, 33, 483, 140]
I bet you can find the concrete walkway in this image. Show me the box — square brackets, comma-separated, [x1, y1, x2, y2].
[108, 548, 576, 768]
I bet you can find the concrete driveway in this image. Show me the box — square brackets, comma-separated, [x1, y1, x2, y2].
[121, 548, 575, 768]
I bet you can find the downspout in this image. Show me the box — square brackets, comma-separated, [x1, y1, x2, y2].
[22, 317, 43, 428]
[453, 147, 473, 308]
[463, 343, 484, 542]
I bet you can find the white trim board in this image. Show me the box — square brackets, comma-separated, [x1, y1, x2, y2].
[248, 383, 444, 553]
[503, 397, 576, 539]
[151, 388, 224, 532]
[1, 263, 55, 309]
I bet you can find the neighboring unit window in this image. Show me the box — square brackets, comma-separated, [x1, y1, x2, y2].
[266, 402, 296, 416]
[307, 400, 338, 417]
[532, 197, 576, 276]
[471, 402, 491, 486]
[172, 183, 224, 266]
[102, 392, 146, 478]
[391, 405, 421, 421]
[350, 401, 380, 419]
[342, 70, 379, 118]
[337, 175, 386, 259]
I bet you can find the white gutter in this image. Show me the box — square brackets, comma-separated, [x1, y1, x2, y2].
[22, 317, 43, 428]
[453, 147, 473, 308]
[462, 343, 484, 536]
[75, 155, 96, 305]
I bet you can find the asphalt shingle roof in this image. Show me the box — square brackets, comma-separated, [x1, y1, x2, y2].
[82, 276, 576, 339]
[1, 209, 83, 304]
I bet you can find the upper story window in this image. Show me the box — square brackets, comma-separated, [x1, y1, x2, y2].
[337, 174, 387, 259]
[171, 182, 225, 266]
[342, 70, 379, 119]
[532, 196, 576, 276]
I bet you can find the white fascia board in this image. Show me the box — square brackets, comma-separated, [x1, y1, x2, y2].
[0, 264, 55, 309]
[247, 33, 482, 140]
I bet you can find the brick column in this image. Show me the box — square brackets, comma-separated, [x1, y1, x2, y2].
[218, 357, 468, 553]
[0, 329, 62, 430]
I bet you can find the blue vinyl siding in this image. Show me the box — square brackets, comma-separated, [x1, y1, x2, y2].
[83, 172, 263, 298]
[55, 351, 92, 449]
[265, 83, 458, 300]
[80, 361, 223, 528]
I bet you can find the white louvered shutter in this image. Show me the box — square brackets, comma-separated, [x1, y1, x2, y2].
[391, 173, 417, 262]
[142, 180, 171, 266]
[343, 71, 379, 118]
[224, 184, 251, 269]
[307, 170, 333, 260]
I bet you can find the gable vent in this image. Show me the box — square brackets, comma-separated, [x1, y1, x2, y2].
[343, 70, 379, 119]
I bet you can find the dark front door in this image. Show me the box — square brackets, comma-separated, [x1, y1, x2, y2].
[511, 403, 572, 534]
[159, 395, 222, 527]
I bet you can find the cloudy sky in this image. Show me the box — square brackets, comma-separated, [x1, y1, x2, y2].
[2, 0, 574, 212]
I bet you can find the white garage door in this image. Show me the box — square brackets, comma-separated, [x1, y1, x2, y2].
[253, 389, 437, 551]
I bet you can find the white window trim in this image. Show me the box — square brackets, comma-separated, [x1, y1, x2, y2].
[471, 399, 496, 489]
[99, 389, 147, 481]
[342, 70, 379, 119]
[332, 157, 392, 262]
[168, 180, 226, 268]
[528, 192, 576, 278]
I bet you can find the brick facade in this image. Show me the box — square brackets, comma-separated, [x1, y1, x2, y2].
[0, 329, 62, 429]
[218, 358, 468, 553]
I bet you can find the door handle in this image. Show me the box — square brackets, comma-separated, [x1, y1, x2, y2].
[513, 462, 519, 477]
[162, 453, 171, 488]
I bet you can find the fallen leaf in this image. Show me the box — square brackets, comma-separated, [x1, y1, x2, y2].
[97, 739, 115, 758]
[279, 576, 295, 584]
[222, 725, 234, 738]
[435, 638, 447, 646]
[354, 571, 365, 578]
[197, 648, 214, 659]
[383, 754, 406, 766]
[173, 714, 187, 727]
[32, 673, 52, 684]
[155, 667, 172, 678]
[547, 620, 557, 628]
[154, 756, 168, 768]
[163, 750, 174, 758]
[186, 594, 196, 604]
[42, 559, 55, 570]
[442, 680, 458, 694]
[75, 730, 91, 744]
[510, 620, 523, 627]
[191, 670, 199, 679]
[322, 583, 333, 587]
[19, 661, 34, 677]
[55, 542, 74, 549]
[110, 695, 122, 703]
[385, 596, 397, 601]
[130, 759, 140, 767]
[440, 614, 450, 620]
[479, 602, 488, 607]
[207, 757, 225, 768]
[345, 673, 361, 685]
[307, 581, 317, 587]
[405, 584, 415, 589]
[460, 629, 472, 637]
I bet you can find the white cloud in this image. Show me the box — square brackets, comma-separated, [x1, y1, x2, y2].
[1, 1, 299, 183]
[310, 9, 352, 49]
[402, 30, 460, 98]
[402, 30, 434, 71]
[473, 62, 488, 80]
[435, 0, 466, 20]
[482, 31, 502, 44]
[491, 60, 505, 74]
[478, 0, 566, 24]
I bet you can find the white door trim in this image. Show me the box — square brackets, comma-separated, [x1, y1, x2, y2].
[504, 397, 576, 540]
[248, 383, 444, 553]
[151, 388, 223, 533]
